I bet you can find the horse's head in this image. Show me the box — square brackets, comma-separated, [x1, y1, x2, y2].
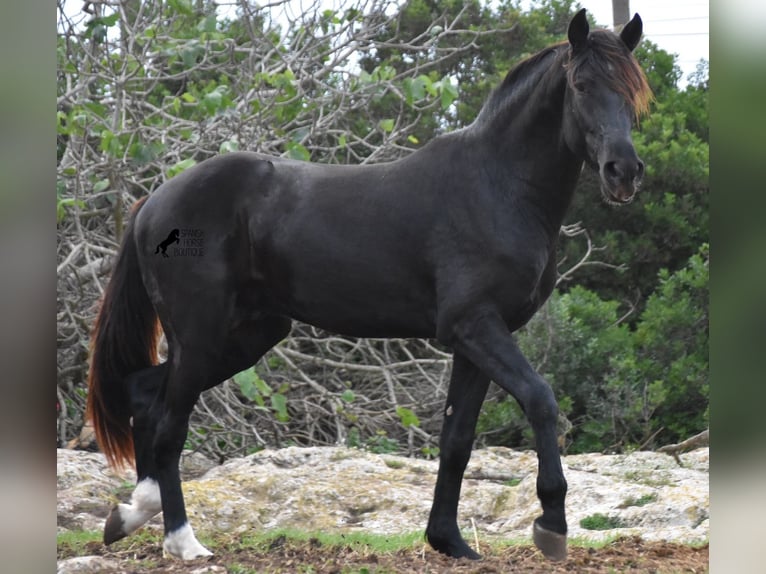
[563, 9, 652, 205]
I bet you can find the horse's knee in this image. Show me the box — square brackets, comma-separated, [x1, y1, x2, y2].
[526, 378, 559, 427]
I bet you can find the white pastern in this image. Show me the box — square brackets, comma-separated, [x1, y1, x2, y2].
[118, 478, 162, 534]
[163, 523, 213, 560]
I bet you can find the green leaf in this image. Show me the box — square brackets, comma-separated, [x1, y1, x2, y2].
[219, 140, 239, 154]
[93, 179, 110, 193]
[379, 119, 395, 133]
[181, 43, 202, 68]
[99, 13, 120, 27]
[254, 375, 272, 397]
[439, 78, 458, 110]
[168, 0, 193, 16]
[83, 13, 119, 40]
[203, 90, 222, 114]
[56, 197, 86, 223]
[234, 370, 259, 401]
[338, 134, 347, 148]
[167, 158, 197, 178]
[285, 142, 310, 161]
[99, 129, 124, 157]
[56, 111, 69, 135]
[270, 393, 289, 422]
[403, 76, 432, 105]
[233, 369, 271, 407]
[197, 14, 217, 33]
[396, 406, 420, 428]
[341, 390, 355, 403]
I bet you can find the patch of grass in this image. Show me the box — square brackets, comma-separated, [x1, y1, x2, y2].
[113, 479, 136, 500]
[57, 528, 164, 560]
[222, 528, 425, 555]
[688, 538, 710, 549]
[59, 526, 708, 574]
[487, 531, 626, 551]
[503, 478, 522, 487]
[568, 533, 624, 548]
[57, 530, 102, 557]
[623, 469, 673, 488]
[383, 458, 404, 470]
[620, 493, 658, 508]
[579, 513, 624, 531]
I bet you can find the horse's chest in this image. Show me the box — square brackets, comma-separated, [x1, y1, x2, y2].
[499, 252, 557, 332]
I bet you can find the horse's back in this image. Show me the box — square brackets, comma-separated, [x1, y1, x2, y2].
[260, 155, 443, 336]
[131, 151, 443, 337]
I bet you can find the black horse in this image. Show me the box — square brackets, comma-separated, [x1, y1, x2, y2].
[87, 10, 651, 562]
[153, 228, 180, 257]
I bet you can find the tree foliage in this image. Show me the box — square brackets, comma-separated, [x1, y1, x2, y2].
[57, 0, 708, 459]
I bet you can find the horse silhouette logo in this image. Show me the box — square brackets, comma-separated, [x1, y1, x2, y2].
[155, 229, 180, 258]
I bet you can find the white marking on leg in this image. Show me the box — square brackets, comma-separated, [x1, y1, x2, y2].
[117, 478, 162, 535]
[163, 522, 213, 560]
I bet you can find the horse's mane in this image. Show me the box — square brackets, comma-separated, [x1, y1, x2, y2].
[474, 29, 652, 127]
[473, 45, 564, 127]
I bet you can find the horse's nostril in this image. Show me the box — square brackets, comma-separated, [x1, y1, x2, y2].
[636, 160, 645, 179]
[604, 161, 621, 180]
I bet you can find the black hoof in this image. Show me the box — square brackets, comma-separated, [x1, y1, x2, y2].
[103, 505, 127, 545]
[533, 519, 567, 561]
[426, 530, 481, 560]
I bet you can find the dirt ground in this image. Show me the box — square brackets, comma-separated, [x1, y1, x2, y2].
[60, 535, 708, 573]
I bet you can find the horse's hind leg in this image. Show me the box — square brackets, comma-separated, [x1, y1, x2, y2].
[104, 364, 167, 544]
[156, 315, 291, 560]
[426, 353, 489, 559]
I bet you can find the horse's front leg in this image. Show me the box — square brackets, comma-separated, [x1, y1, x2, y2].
[426, 352, 490, 559]
[440, 310, 568, 561]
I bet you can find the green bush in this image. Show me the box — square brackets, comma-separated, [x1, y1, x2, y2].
[478, 245, 708, 453]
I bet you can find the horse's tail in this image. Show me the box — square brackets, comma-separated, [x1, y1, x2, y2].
[86, 196, 161, 469]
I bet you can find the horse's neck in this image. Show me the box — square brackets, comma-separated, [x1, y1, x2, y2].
[472, 63, 582, 236]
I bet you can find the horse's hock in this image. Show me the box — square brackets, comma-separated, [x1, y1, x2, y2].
[57, 446, 709, 544]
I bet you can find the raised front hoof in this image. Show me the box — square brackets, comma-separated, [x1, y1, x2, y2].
[426, 530, 481, 560]
[533, 520, 567, 561]
[103, 505, 128, 545]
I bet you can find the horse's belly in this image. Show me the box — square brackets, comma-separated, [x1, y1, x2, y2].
[250, 229, 433, 336]
[276, 284, 437, 339]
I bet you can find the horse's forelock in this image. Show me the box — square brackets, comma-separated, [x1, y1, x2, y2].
[566, 30, 653, 121]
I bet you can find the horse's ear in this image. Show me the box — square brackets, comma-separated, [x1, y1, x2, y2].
[620, 13, 643, 52]
[568, 8, 589, 54]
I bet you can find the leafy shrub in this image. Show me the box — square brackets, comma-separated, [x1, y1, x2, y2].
[478, 245, 708, 453]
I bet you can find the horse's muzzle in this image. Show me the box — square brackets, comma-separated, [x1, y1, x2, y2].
[600, 156, 644, 204]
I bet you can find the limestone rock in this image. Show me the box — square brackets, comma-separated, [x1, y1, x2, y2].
[57, 556, 122, 574]
[57, 445, 709, 548]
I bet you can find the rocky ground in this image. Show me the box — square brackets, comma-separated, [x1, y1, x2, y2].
[57, 446, 709, 573]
